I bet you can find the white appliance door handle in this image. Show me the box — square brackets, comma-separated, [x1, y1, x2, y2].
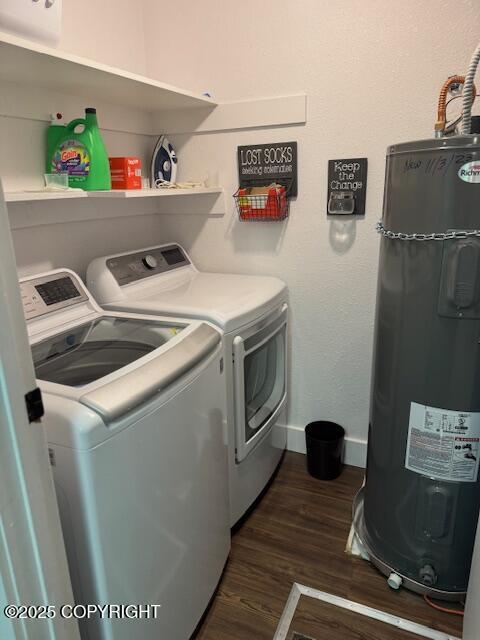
[233, 335, 247, 459]
[79, 323, 220, 422]
[242, 303, 288, 356]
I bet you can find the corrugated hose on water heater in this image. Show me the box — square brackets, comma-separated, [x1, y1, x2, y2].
[435, 75, 471, 135]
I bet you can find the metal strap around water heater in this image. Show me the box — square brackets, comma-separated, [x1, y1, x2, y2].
[376, 221, 480, 241]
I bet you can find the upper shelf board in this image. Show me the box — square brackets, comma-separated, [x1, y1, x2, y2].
[5, 190, 87, 202]
[5, 187, 224, 203]
[88, 187, 224, 199]
[0, 31, 218, 112]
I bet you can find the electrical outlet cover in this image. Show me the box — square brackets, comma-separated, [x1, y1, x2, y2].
[0, 0, 62, 45]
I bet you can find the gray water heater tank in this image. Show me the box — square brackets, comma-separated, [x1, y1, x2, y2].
[355, 135, 480, 600]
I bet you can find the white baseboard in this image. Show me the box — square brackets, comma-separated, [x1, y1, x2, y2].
[284, 424, 367, 469]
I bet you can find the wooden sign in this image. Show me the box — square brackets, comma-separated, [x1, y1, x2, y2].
[238, 142, 298, 197]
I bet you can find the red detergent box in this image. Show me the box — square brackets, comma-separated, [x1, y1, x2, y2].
[109, 157, 142, 189]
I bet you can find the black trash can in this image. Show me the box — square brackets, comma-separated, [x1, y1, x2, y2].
[305, 421, 345, 480]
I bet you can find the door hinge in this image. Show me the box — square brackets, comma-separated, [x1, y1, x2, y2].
[25, 387, 44, 423]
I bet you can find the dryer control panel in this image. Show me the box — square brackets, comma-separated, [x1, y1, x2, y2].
[106, 244, 190, 286]
[20, 271, 88, 320]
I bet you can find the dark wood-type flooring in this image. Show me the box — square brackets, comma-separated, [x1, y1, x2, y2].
[196, 452, 463, 640]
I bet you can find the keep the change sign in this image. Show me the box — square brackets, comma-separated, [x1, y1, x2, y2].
[327, 157, 368, 215]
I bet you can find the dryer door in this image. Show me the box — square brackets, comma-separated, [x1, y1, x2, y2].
[233, 304, 287, 462]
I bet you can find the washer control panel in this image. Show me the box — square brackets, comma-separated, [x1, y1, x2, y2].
[21, 271, 88, 320]
[106, 244, 190, 286]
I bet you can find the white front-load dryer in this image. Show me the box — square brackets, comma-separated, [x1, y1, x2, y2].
[21, 268, 230, 640]
[87, 244, 288, 525]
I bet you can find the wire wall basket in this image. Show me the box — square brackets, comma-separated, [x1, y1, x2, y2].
[233, 184, 290, 221]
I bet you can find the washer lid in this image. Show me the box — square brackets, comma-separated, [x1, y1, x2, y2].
[32, 315, 184, 388]
[33, 318, 220, 423]
[109, 272, 287, 332]
[78, 322, 219, 422]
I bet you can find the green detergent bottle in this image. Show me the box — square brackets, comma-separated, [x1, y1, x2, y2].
[50, 108, 111, 191]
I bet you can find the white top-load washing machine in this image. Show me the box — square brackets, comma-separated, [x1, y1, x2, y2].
[87, 244, 288, 525]
[20, 268, 230, 640]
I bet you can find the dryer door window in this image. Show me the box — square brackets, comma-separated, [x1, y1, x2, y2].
[244, 327, 285, 441]
[233, 304, 288, 462]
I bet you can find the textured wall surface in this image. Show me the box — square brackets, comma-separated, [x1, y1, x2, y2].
[7, 1, 480, 463]
[60, 0, 147, 74]
[142, 0, 480, 460]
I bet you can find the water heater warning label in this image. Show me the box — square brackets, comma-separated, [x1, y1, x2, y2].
[405, 402, 480, 482]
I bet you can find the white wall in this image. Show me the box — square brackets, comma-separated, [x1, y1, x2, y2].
[5, 1, 480, 466]
[60, 0, 147, 74]
[142, 0, 480, 463]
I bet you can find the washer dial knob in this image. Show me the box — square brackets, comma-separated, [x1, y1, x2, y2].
[142, 255, 158, 270]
